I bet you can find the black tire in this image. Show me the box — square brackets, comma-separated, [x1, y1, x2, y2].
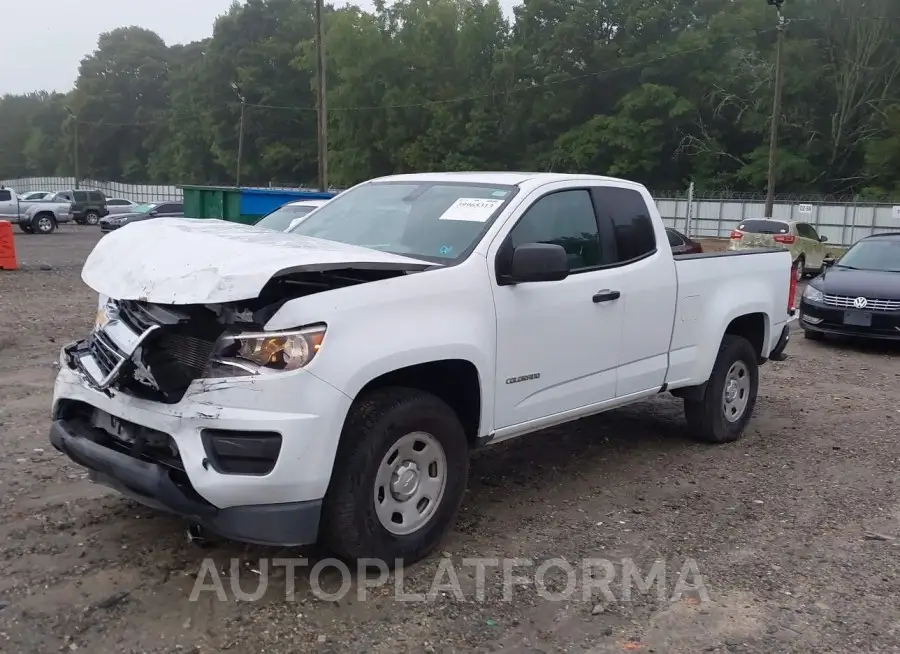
[803, 328, 824, 341]
[794, 256, 806, 281]
[320, 387, 469, 566]
[684, 335, 759, 444]
[18, 223, 34, 234]
[31, 213, 56, 234]
[84, 210, 100, 225]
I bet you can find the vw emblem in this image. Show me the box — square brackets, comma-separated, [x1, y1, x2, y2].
[853, 296, 868, 309]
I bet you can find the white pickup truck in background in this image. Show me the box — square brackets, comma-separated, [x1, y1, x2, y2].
[49, 172, 794, 565]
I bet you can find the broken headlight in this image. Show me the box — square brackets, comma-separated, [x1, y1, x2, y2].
[203, 324, 327, 378]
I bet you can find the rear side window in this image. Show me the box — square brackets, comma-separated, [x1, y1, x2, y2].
[108, 199, 129, 206]
[73, 191, 88, 202]
[737, 219, 789, 234]
[509, 190, 602, 270]
[88, 192, 105, 202]
[0, 190, 11, 202]
[593, 187, 656, 262]
[158, 203, 183, 213]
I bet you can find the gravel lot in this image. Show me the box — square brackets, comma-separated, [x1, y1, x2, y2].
[2, 227, 900, 653]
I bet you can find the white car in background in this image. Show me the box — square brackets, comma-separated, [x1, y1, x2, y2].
[252, 199, 330, 231]
[105, 198, 139, 215]
[19, 190, 53, 201]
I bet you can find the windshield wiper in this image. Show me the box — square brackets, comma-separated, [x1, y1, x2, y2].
[835, 264, 858, 270]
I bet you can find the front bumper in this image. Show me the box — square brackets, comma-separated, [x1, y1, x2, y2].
[51, 343, 353, 546]
[799, 298, 900, 340]
[50, 418, 322, 546]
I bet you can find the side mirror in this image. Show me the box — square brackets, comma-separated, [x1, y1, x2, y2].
[820, 235, 828, 242]
[503, 243, 569, 284]
[824, 257, 835, 267]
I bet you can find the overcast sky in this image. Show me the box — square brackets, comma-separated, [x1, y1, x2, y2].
[6, 0, 515, 95]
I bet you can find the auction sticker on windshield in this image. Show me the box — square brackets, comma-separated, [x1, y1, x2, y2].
[439, 198, 504, 222]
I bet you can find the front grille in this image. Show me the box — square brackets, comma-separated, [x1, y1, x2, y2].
[81, 299, 222, 403]
[823, 295, 900, 311]
[88, 330, 120, 377]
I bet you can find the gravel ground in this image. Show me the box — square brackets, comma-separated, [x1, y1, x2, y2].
[2, 227, 900, 653]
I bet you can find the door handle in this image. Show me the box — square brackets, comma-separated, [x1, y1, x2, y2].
[592, 290, 621, 303]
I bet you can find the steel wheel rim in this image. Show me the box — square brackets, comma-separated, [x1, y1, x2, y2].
[722, 361, 750, 423]
[374, 431, 447, 536]
[36, 217, 52, 232]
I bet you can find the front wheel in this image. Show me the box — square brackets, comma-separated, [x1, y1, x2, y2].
[320, 388, 469, 566]
[684, 335, 759, 444]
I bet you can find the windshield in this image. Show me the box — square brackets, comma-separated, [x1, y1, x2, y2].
[287, 181, 516, 261]
[837, 239, 900, 272]
[736, 219, 790, 235]
[132, 203, 156, 214]
[254, 204, 319, 231]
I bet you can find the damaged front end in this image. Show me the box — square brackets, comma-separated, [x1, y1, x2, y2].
[66, 267, 404, 403]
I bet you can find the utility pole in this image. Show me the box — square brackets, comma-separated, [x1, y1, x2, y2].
[315, 0, 329, 192]
[764, 0, 786, 219]
[231, 83, 246, 186]
[64, 106, 79, 188]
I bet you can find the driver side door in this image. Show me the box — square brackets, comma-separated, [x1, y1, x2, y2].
[490, 186, 626, 432]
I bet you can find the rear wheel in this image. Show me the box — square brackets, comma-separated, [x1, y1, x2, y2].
[794, 256, 806, 281]
[32, 213, 56, 234]
[320, 387, 469, 566]
[84, 210, 100, 225]
[684, 335, 759, 444]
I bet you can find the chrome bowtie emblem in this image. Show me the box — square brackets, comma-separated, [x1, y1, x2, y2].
[853, 296, 868, 309]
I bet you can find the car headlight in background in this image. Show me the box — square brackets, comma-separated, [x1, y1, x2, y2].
[803, 285, 824, 303]
[204, 324, 327, 378]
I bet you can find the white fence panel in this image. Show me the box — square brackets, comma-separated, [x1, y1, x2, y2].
[3, 176, 899, 246]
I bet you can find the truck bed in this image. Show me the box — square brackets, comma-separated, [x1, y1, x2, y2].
[664, 247, 792, 390]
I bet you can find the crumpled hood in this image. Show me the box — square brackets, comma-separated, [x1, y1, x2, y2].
[82, 218, 434, 304]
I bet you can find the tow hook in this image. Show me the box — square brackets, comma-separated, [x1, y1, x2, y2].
[186, 524, 210, 548]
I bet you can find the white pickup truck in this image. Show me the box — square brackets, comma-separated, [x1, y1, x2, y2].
[50, 172, 795, 564]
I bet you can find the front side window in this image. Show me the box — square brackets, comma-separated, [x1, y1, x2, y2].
[509, 190, 602, 270]
[88, 192, 104, 202]
[73, 191, 88, 202]
[0, 190, 11, 202]
[289, 181, 516, 262]
[797, 223, 819, 240]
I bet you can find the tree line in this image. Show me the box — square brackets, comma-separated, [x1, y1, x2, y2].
[0, 0, 898, 198]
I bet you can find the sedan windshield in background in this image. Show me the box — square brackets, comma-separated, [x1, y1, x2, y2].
[288, 182, 517, 261]
[255, 204, 318, 231]
[837, 240, 900, 272]
[132, 203, 156, 214]
[736, 219, 790, 234]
